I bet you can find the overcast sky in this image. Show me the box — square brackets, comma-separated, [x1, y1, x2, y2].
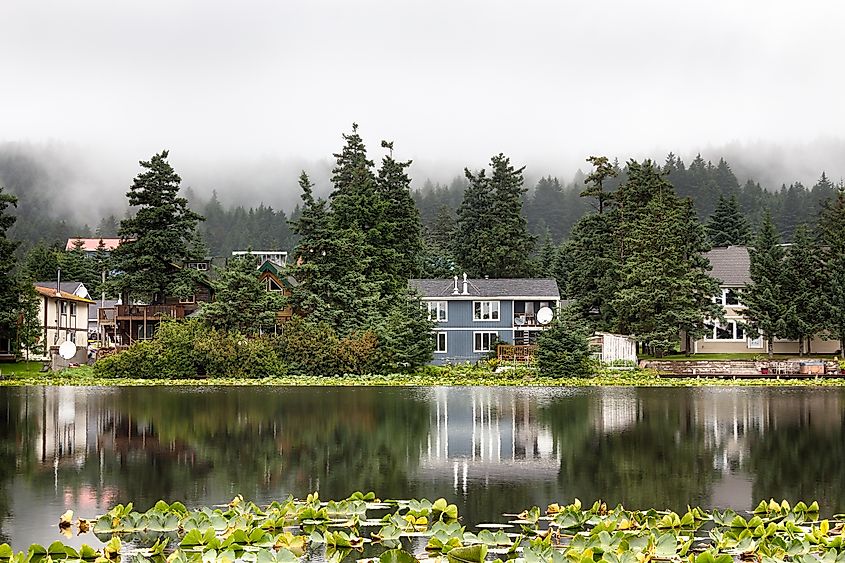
[2, 0, 845, 213]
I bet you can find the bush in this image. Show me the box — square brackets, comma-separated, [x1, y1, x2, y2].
[95, 319, 286, 379]
[536, 310, 594, 378]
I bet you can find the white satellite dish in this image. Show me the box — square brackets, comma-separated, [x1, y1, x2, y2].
[536, 307, 554, 325]
[58, 340, 77, 360]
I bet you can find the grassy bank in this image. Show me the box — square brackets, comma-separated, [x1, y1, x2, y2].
[2, 364, 845, 387]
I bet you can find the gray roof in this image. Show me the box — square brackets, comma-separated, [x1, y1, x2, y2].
[35, 281, 89, 296]
[409, 278, 560, 299]
[705, 246, 751, 286]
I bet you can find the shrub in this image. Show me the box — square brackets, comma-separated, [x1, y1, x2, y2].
[536, 309, 594, 378]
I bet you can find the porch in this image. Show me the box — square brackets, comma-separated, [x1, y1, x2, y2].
[497, 344, 538, 364]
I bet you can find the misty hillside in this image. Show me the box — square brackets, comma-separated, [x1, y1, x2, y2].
[0, 144, 840, 257]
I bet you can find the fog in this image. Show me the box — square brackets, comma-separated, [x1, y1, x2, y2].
[2, 0, 845, 222]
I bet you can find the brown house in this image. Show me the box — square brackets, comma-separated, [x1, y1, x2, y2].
[257, 259, 298, 327]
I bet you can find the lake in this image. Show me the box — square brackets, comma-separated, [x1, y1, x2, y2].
[1, 385, 844, 549]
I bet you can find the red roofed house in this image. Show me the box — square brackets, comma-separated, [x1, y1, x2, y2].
[66, 237, 122, 257]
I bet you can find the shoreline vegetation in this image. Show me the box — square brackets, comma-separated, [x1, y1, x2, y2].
[0, 493, 838, 562]
[3, 364, 845, 387]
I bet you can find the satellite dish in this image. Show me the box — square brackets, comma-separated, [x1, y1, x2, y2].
[536, 307, 554, 325]
[59, 340, 76, 360]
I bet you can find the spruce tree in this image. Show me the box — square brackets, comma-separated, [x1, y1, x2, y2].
[22, 242, 60, 281]
[818, 188, 845, 354]
[0, 188, 20, 353]
[453, 167, 494, 277]
[16, 278, 43, 360]
[580, 156, 618, 214]
[376, 141, 423, 290]
[781, 224, 824, 355]
[454, 154, 534, 278]
[705, 194, 750, 247]
[612, 190, 721, 355]
[57, 239, 98, 288]
[201, 255, 285, 335]
[742, 212, 786, 358]
[111, 151, 205, 303]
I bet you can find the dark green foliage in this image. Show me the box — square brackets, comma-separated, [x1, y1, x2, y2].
[561, 213, 619, 324]
[201, 255, 285, 335]
[15, 278, 43, 360]
[94, 320, 287, 379]
[580, 155, 618, 214]
[57, 239, 98, 289]
[454, 154, 535, 278]
[0, 188, 20, 350]
[781, 225, 824, 355]
[21, 241, 60, 281]
[613, 194, 722, 356]
[742, 212, 786, 357]
[706, 195, 750, 247]
[111, 151, 205, 304]
[376, 142, 424, 290]
[280, 318, 382, 376]
[374, 292, 435, 371]
[537, 308, 593, 377]
[818, 188, 845, 354]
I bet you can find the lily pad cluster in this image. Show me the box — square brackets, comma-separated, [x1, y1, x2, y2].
[1, 495, 843, 563]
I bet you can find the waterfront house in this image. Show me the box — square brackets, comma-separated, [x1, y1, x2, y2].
[257, 259, 298, 328]
[33, 282, 95, 363]
[409, 275, 561, 365]
[686, 245, 840, 354]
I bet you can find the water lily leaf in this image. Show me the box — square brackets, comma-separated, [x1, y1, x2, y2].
[446, 545, 488, 563]
[0, 545, 13, 559]
[654, 533, 677, 558]
[379, 549, 417, 563]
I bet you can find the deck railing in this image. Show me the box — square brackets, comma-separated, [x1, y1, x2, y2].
[114, 304, 187, 320]
[497, 344, 538, 364]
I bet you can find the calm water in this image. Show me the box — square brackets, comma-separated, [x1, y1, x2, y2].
[1, 385, 844, 548]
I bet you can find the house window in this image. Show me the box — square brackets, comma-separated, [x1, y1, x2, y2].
[714, 320, 744, 341]
[426, 301, 448, 322]
[60, 301, 68, 327]
[267, 278, 284, 292]
[473, 301, 500, 321]
[188, 262, 209, 271]
[179, 295, 196, 304]
[433, 332, 447, 353]
[67, 331, 76, 344]
[474, 331, 498, 352]
[725, 289, 742, 307]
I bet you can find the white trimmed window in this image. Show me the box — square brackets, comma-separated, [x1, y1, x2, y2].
[426, 301, 448, 322]
[714, 289, 744, 307]
[473, 301, 500, 321]
[179, 295, 196, 304]
[267, 278, 284, 292]
[474, 331, 498, 352]
[707, 320, 745, 341]
[433, 332, 447, 353]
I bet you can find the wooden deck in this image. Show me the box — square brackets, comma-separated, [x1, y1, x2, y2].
[497, 344, 537, 364]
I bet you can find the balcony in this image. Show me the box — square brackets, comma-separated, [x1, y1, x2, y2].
[111, 304, 187, 321]
[513, 314, 541, 327]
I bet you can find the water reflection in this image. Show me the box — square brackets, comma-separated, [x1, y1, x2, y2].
[0, 386, 843, 549]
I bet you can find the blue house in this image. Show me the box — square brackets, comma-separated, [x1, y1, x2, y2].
[409, 276, 561, 365]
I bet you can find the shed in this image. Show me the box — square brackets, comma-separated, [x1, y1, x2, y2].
[589, 332, 638, 365]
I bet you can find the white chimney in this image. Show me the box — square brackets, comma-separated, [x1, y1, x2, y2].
[462, 272, 469, 295]
[452, 275, 459, 295]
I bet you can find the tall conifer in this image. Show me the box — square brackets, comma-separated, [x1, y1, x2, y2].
[742, 212, 786, 358]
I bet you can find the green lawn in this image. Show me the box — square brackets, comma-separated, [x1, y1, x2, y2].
[642, 353, 838, 361]
[0, 360, 47, 377]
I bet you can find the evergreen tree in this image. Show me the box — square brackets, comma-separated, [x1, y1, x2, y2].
[526, 176, 568, 241]
[705, 194, 750, 247]
[376, 140, 423, 290]
[289, 171, 380, 335]
[454, 154, 534, 278]
[781, 224, 824, 355]
[742, 212, 786, 358]
[0, 188, 20, 353]
[111, 151, 205, 303]
[57, 239, 98, 288]
[537, 307, 593, 377]
[818, 188, 845, 354]
[534, 228, 558, 278]
[15, 278, 43, 360]
[21, 242, 60, 281]
[580, 155, 618, 214]
[612, 191, 721, 356]
[375, 291, 436, 371]
[201, 255, 285, 335]
[91, 239, 111, 296]
[453, 167, 494, 277]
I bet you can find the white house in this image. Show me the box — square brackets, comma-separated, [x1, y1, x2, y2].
[33, 283, 94, 363]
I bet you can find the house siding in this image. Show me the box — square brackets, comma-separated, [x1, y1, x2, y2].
[427, 300, 541, 364]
